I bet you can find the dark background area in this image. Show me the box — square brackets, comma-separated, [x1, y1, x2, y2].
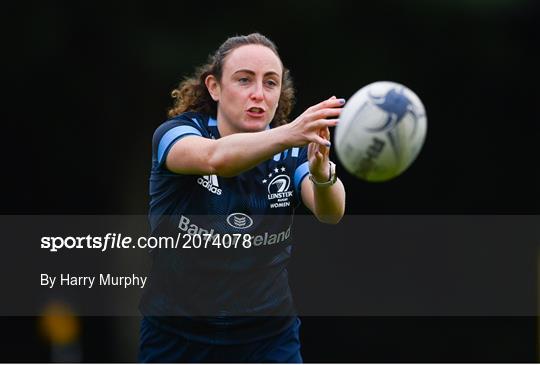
[2, 0, 539, 362]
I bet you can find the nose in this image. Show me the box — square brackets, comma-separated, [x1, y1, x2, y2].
[250, 81, 264, 102]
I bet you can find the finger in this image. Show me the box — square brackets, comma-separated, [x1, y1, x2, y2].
[313, 119, 339, 129]
[309, 141, 321, 159]
[317, 137, 328, 156]
[320, 126, 330, 142]
[306, 97, 346, 113]
[307, 107, 342, 121]
[311, 143, 320, 158]
[320, 126, 330, 140]
[312, 136, 331, 147]
[318, 128, 331, 155]
[304, 108, 342, 123]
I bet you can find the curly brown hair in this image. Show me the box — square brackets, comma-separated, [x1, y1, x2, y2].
[167, 33, 295, 128]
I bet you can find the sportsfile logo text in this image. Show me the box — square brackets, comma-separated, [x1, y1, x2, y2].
[39, 215, 291, 252]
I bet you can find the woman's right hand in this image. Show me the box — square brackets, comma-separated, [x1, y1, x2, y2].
[286, 96, 344, 147]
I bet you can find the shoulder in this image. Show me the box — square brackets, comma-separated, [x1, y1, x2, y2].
[151, 112, 212, 166]
[152, 112, 215, 147]
[153, 112, 208, 139]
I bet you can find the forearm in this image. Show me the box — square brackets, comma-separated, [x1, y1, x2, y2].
[210, 124, 293, 177]
[311, 179, 346, 224]
[166, 98, 340, 177]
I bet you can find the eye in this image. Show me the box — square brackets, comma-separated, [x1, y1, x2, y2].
[238, 77, 250, 84]
[265, 79, 279, 88]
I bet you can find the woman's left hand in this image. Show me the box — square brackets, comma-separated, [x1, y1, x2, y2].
[308, 126, 331, 183]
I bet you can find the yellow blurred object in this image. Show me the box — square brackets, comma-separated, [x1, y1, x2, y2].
[39, 301, 80, 345]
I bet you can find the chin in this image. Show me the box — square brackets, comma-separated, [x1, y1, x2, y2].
[241, 119, 270, 132]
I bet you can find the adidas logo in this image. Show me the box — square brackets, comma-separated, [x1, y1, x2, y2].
[197, 174, 222, 195]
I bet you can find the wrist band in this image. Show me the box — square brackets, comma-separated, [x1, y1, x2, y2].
[309, 161, 337, 187]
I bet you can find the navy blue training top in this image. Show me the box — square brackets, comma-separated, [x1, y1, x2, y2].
[139, 112, 310, 344]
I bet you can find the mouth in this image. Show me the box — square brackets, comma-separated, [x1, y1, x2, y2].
[246, 107, 266, 117]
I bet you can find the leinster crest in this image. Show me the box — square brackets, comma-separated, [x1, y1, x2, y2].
[262, 166, 293, 208]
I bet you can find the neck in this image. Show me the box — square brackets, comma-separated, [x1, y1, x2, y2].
[216, 117, 236, 137]
[216, 110, 244, 137]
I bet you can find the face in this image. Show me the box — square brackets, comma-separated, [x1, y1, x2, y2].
[206, 44, 283, 135]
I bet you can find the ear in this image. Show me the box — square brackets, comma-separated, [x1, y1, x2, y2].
[205, 74, 220, 102]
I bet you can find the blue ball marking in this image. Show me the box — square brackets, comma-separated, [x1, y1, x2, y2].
[365, 86, 420, 163]
[367, 87, 414, 133]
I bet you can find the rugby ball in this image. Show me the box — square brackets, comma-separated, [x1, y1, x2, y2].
[335, 81, 427, 182]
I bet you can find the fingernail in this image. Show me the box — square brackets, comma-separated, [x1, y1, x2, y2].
[338, 98, 346, 105]
[326, 141, 332, 147]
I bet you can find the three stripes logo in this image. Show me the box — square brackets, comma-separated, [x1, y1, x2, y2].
[197, 174, 222, 195]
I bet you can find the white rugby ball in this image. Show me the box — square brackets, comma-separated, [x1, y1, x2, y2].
[335, 81, 427, 182]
